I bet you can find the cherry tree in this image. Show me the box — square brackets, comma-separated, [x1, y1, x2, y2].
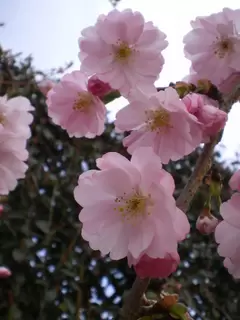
[1, 5, 240, 320]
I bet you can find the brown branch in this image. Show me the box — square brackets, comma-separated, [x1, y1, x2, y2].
[119, 83, 240, 320]
[119, 278, 150, 319]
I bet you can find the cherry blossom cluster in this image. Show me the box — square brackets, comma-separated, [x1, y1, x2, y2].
[0, 96, 33, 195]
[44, 7, 240, 279]
[215, 170, 240, 278]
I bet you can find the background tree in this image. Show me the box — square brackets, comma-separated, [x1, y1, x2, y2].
[0, 41, 239, 320]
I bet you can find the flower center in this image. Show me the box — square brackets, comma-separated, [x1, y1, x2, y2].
[214, 37, 234, 58]
[72, 92, 93, 111]
[115, 41, 132, 62]
[114, 190, 153, 223]
[145, 107, 172, 133]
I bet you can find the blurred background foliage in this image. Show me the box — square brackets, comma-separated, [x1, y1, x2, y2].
[0, 33, 240, 320]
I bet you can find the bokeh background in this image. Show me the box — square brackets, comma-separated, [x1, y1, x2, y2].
[0, 1, 240, 319]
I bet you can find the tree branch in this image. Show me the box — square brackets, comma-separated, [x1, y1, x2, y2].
[120, 83, 240, 320]
[119, 278, 150, 319]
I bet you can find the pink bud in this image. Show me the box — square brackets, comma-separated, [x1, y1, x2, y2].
[38, 79, 55, 96]
[0, 267, 11, 278]
[128, 253, 180, 279]
[196, 212, 219, 235]
[229, 170, 240, 192]
[87, 75, 112, 98]
[182, 92, 204, 114]
[182, 93, 227, 140]
[0, 204, 3, 216]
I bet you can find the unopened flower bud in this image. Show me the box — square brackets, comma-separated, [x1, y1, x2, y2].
[196, 208, 219, 235]
[0, 267, 11, 278]
[38, 79, 55, 96]
[0, 204, 3, 217]
[87, 75, 112, 98]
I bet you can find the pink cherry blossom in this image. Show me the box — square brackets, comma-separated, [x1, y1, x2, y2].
[0, 96, 33, 195]
[183, 8, 240, 86]
[79, 9, 168, 96]
[74, 147, 190, 260]
[0, 133, 28, 195]
[229, 170, 240, 192]
[87, 75, 112, 98]
[0, 267, 11, 278]
[215, 193, 240, 278]
[219, 72, 240, 94]
[115, 87, 202, 164]
[196, 214, 219, 235]
[46, 70, 106, 138]
[223, 256, 240, 279]
[182, 93, 227, 141]
[128, 252, 179, 278]
[0, 96, 33, 139]
[38, 79, 55, 96]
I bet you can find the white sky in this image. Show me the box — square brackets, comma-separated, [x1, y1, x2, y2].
[1, 0, 240, 162]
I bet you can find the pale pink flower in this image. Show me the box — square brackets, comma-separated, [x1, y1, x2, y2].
[182, 93, 227, 141]
[219, 72, 240, 95]
[196, 214, 219, 235]
[47, 71, 106, 138]
[0, 96, 33, 139]
[87, 75, 112, 98]
[182, 67, 199, 85]
[79, 9, 168, 96]
[229, 169, 240, 192]
[0, 96, 33, 195]
[0, 132, 28, 195]
[223, 256, 240, 279]
[215, 193, 240, 277]
[128, 252, 179, 278]
[115, 87, 202, 164]
[183, 8, 240, 86]
[38, 79, 55, 96]
[0, 267, 11, 278]
[74, 147, 190, 260]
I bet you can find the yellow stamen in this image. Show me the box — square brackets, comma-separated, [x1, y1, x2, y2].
[145, 107, 172, 133]
[115, 42, 132, 62]
[214, 38, 234, 59]
[72, 92, 93, 111]
[114, 190, 153, 223]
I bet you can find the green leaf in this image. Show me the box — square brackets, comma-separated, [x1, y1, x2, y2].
[102, 90, 120, 104]
[35, 220, 50, 233]
[12, 249, 25, 262]
[64, 298, 76, 314]
[45, 289, 57, 302]
[169, 303, 188, 319]
[59, 302, 67, 312]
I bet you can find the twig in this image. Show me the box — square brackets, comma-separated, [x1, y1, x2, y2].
[119, 83, 240, 319]
[119, 278, 150, 319]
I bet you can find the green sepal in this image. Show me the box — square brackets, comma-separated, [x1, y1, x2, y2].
[169, 303, 188, 319]
[102, 90, 121, 104]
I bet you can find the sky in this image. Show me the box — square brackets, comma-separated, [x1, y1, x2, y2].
[1, 0, 240, 162]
